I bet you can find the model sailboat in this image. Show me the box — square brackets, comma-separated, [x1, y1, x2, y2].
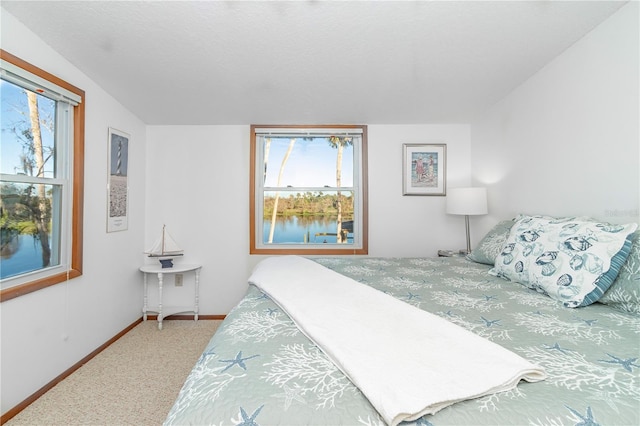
[145, 225, 184, 268]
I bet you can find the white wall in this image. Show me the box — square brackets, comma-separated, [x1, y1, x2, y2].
[1, 10, 147, 415]
[145, 124, 472, 315]
[367, 125, 473, 257]
[470, 2, 639, 237]
[144, 125, 253, 316]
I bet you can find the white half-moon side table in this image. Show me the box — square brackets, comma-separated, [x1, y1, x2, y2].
[139, 263, 201, 330]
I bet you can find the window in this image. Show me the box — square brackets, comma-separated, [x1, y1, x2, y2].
[250, 124, 368, 255]
[0, 50, 84, 302]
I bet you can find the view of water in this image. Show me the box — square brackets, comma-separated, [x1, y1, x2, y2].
[1, 234, 46, 279]
[1, 218, 347, 280]
[263, 216, 353, 244]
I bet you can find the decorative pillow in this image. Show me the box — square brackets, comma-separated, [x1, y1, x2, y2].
[598, 231, 640, 315]
[489, 215, 638, 308]
[466, 220, 515, 265]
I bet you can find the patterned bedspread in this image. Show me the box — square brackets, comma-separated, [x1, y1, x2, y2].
[165, 257, 640, 426]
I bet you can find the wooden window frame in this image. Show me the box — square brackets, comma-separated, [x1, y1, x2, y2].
[0, 50, 84, 302]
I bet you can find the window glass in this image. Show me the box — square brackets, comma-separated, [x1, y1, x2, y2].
[251, 125, 368, 254]
[0, 182, 62, 279]
[262, 189, 355, 244]
[1, 80, 62, 280]
[1, 80, 56, 176]
[263, 137, 353, 188]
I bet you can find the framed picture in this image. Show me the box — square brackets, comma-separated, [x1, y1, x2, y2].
[107, 128, 130, 232]
[402, 143, 446, 196]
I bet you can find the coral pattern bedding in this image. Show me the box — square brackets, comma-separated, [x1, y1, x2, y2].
[250, 256, 545, 426]
[165, 256, 639, 426]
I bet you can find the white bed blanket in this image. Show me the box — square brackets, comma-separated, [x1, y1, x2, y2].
[249, 256, 546, 426]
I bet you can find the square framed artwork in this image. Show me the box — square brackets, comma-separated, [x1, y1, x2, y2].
[402, 143, 446, 196]
[107, 128, 130, 232]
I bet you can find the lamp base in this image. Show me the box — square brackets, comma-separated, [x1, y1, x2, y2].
[464, 214, 472, 254]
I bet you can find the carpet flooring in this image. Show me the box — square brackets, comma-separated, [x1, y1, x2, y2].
[6, 319, 221, 426]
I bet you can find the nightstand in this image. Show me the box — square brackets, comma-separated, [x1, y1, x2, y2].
[438, 250, 468, 257]
[139, 263, 201, 330]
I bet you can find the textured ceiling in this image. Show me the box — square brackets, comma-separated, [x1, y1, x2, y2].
[2, 1, 627, 125]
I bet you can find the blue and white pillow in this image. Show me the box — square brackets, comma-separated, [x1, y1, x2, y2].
[489, 215, 637, 308]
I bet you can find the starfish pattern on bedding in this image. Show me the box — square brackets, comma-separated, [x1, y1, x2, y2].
[598, 353, 639, 372]
[196, 346, 217, 364]
[279, 384, 305, 410]
[565, 405, 600, 426]
[543, 342, 572, 355]
[578, 318, 598, 326]
[237, 405, 264, 426]
[405, 291, 420, 300]
[479, 316, 501, 327]
[219, 351, 260, 373]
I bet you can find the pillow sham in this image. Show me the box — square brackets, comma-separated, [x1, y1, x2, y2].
[466, 220, 514, 265]
[598, 231, 640, 315]
[489, 215, 637, 308]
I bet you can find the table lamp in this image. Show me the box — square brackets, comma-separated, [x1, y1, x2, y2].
[446, 187, 488, 254]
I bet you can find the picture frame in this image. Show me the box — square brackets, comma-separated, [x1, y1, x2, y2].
[107, 128, 130, 232]
[402, 143, 446, 196]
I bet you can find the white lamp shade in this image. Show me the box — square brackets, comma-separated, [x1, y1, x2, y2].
[446, 187, 488, 215]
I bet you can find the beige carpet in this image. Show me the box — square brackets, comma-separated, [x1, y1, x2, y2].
[6, 319, 222, 426]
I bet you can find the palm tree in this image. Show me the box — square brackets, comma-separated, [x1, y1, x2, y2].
[267, 138, 296, 243]
[328, 136, 353, 243]
[26, 92, 51, 266]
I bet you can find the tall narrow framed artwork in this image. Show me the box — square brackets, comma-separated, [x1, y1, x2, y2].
[107, 128, 130, 232]
[402, 143, 446, 196]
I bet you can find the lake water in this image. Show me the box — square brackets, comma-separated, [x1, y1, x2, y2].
[263, 216, 352, 244]
[1, 234, 46, 279]
[1, 218, 347, 279]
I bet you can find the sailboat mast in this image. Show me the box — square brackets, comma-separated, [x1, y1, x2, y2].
[161, 224, 166, 256]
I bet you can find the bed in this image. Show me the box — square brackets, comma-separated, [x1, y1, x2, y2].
[165, 215, 639, 425]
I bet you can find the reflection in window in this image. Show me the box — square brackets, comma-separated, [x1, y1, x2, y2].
[1, 183, 61, 279]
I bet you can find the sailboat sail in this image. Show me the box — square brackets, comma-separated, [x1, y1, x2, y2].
[145, 225, 184, 257]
